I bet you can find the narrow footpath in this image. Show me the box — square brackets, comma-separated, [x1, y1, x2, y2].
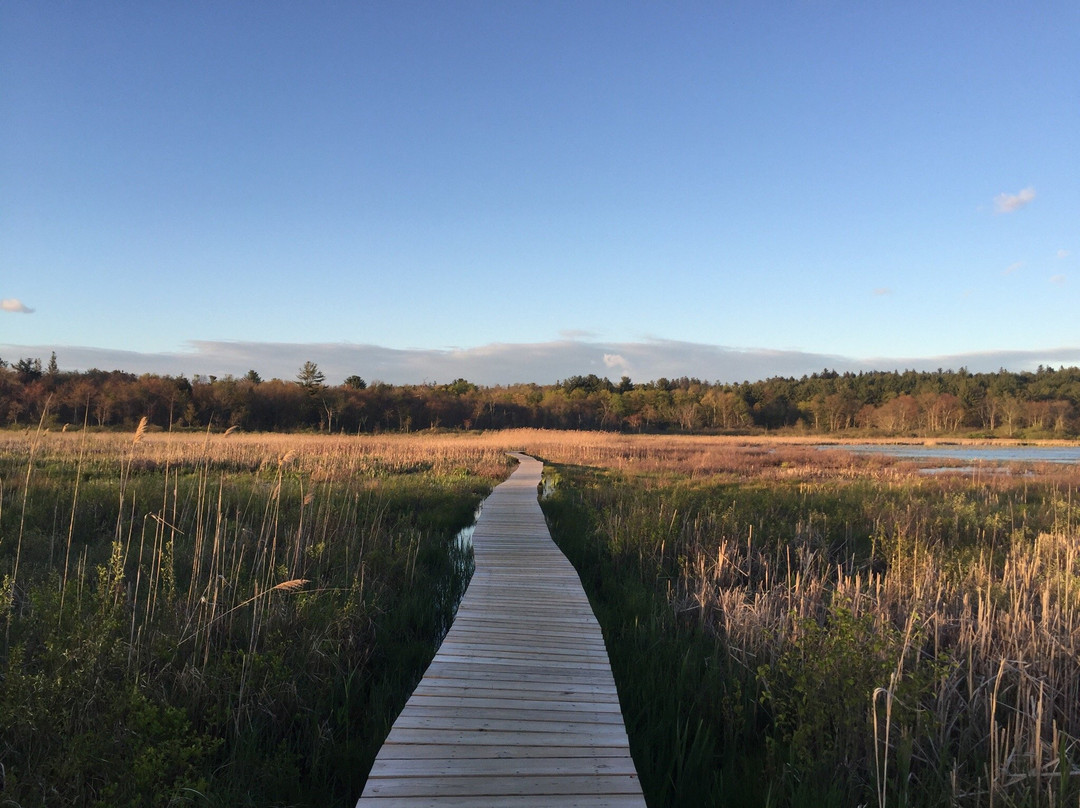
[356, 453, 646, 807]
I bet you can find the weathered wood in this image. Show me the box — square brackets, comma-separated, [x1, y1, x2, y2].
[356, 453, 646, 808]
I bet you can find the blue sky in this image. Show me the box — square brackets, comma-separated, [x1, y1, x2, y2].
[2, 2, 1078, 384]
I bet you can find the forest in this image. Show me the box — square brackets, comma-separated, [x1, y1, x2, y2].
[2, 353, 1080, 437]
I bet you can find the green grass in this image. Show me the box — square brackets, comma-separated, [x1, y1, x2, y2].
[542, 461, 1080, 808]
[7, 431, 1078, 807]
[0, 435, 507, 806]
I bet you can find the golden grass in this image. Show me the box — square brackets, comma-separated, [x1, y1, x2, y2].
[3, 426, 1077, 804]
[534, 434, 1080, 805]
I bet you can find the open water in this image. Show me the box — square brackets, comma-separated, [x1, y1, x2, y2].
[824, 444, 1080, 466]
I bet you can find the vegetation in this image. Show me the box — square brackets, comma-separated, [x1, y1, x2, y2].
[2, 357, 1080, 436]
[3, 427, 1079, 806]
[0, 429, 513, 806]
[535, 437, 1080, 807]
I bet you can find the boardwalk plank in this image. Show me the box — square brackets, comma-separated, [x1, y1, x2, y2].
[408, 695, 624, 713]
[371, 744, 635, 761]
[356, 454, 645, 808]
[357, 797, 647, 808]
[363, 774, 644, 797]
[367, 757, 639, 777]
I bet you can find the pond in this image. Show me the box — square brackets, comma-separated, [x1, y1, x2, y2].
[823, 444, 1080, 465]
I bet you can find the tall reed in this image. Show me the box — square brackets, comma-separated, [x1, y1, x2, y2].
[0, 430, 511, 805]
[541, 442, 1080, 807]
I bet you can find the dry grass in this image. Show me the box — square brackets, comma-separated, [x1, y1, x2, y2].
[3, 427, 1077, 805]
[0, 427, 517, 804]
[535, 434, 1080, 806]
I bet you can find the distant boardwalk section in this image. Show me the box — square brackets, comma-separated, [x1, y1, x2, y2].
[357, 453, 646, 807]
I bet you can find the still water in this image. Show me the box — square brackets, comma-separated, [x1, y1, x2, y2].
[825, 444, 1080, 465]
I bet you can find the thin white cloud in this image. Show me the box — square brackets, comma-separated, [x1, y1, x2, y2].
[1057, 249, 1070, 259]
[872, 287, 892, 296]
[4, 339, 1080, 386]
[1002, 261, 1024, 275]
[1, 298, 34, 313]
[994, 187, 1036, 213]
[1050, 274, 1066, 285]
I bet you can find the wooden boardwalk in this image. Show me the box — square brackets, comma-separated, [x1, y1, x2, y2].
[356, 453, 646, 808]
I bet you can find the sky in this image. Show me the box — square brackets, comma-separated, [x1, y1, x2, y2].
[2, 2, 1078, 385]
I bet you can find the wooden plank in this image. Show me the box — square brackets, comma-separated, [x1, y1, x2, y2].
[393, 708, 627, 727]
[445, 630, 604, 644]
[411, 682, 621, 701]
[440, 630, 607, 648]
[363, 774, 644, 798]
[407, 695, 623, 713]
[356, 796, 648, 808]
[366, 757, 639, 777]
[356, 453, 646, 808]
[388, 715, 630, 735]
[419, 664, 619, 686]
[381, 728, 632, 749]
[430, 654, 615, 670]
[371, 744, 635, 761]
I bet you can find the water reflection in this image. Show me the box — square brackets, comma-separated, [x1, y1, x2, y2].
[825, 444, 1080, 465]
[454, 501, 483, 553]
[540, 475, 557, 501]
[918, 465, 1024, 476]
[432, 502, 481, 643]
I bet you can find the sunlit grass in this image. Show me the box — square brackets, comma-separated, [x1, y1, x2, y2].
[0, 429, 513, 806]
[538, 438, 1080, 808]
[4, 428, 1077, 806]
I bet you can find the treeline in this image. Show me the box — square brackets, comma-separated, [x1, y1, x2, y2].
[2, 354, 1080, 436]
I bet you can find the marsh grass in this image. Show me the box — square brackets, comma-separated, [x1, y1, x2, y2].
[4, 428, 1077, 806]
[538, 438, 1080, 808]
[0, 431, 512, 806]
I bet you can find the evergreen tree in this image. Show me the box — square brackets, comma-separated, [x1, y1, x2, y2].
[297, 361, 325, 392]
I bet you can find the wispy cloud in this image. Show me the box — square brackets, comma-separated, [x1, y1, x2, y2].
[1, 298, 34, 313]
[1050, 274, 1066, 285]
[994, 187, 1036, 213]
[1002, 261, 1024, 276]
[3, 339, 1080, 386]
[872, 287, 892, 296]
[1057, 249, 1070, 259]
